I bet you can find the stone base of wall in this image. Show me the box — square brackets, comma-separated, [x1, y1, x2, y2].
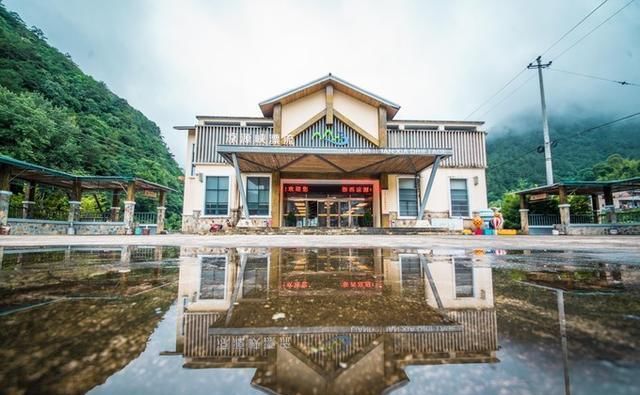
[7, 219, 126, 235]
[389, 211, 469, 229]
[566, 224, 640, 236]
[74, 222, 126, 235]
[182, 215, 271, 234]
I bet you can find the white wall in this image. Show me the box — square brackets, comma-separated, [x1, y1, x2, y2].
[183, 164, 237, 216]
[333, 90, 379, 140]
[383, 168, 488, 218]
[281, 90, 325, 137]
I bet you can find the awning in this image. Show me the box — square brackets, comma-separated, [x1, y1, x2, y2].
[216, 145, 452, 175]
[0, 155, 175, 192]
[516, 177, 640, 196]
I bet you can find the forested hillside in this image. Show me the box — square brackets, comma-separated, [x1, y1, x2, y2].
[0, 3, 183, 227]
[486, 113, 640, 202]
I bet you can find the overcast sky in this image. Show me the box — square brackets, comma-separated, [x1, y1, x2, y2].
[5, 0, 640, 167]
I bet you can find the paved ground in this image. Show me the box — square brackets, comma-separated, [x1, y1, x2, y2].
[1, 234, 640, 252]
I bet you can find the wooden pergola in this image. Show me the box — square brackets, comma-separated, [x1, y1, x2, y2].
[0, 155, 175, 234]
[516, 177, 640, 234]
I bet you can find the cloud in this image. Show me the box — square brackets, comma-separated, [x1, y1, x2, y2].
[5, 0, 640, 165]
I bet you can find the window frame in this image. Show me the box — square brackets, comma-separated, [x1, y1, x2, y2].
[397, 176, 419, 219]
[243, 173, 272, 218]
[452, 256, 474, 298]
[449, 177, 470, 218]
[202, 175, 231, 218]
[198, 254, 229, 301]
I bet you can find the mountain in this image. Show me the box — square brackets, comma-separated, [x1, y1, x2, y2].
[0, 3, 183, 227]
[486, 112, 640, 202]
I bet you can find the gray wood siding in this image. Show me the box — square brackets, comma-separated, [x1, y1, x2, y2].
[294, 117, 376, 148]
[388, 129, 486, 168]
[194, 125, 274, 163]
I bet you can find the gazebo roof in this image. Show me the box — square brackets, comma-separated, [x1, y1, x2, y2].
[516, 177, 640, 196]
[0, 155, 175, 192]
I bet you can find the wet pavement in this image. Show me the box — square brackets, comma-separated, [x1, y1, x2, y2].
[0, 246, 638, 394]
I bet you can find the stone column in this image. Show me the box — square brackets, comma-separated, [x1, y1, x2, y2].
[0, 190, 12, 227]
[156, 206, 166, 233]
[123, 181, 136, 235]
[519, 194, 529, 234]
[558, 203, 571, 233]
[123, 201, 136, 235]
[67, 200, 81, 235]
[519, 209, 530, 235]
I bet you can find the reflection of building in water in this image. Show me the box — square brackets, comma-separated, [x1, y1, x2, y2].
[174, 247, 497, 395]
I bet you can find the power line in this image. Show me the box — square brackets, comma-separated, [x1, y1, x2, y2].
[539, 0, 610, 57]
[464, 0, 614, 121]
[464, 69, 527, 120]
[552, 0, 636, 61]
[478, 75, 536, 119]
[489, 111, 640, 170]
[548, 67, 640, 87]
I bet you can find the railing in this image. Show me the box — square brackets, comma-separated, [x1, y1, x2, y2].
[528, 214, 560, 226]
[134, 212, 157, 225]
[529, 213, 596, 226]
[8, 205, 68, 221]
[79, 211, 111, 222]
[570, 214, 595, 224]
[600, 210, 640, 224]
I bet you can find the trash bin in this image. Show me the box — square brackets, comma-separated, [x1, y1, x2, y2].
[142, 227, 151, 235]
[134, 226, 143, 235]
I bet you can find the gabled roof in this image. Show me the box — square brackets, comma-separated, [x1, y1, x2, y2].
[259, 73, 401, 119]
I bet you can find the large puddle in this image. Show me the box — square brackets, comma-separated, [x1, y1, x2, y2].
[0, 246, 638, 394]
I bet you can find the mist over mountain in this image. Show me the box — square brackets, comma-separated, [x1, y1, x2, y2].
[486, 110, 640, 202]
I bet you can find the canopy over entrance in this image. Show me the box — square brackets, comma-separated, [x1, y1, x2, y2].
[217, 145, 452, 176]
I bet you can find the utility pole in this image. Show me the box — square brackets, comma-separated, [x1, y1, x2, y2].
[528, 56, 554, 185]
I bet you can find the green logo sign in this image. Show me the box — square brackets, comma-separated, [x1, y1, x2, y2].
[312, 128, 349, 146]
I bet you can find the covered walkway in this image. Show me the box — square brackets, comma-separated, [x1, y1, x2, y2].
[516, 177, 640, 235]
[0, 155, 174, 235]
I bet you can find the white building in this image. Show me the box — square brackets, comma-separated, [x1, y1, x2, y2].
[175, 75, 488, 232]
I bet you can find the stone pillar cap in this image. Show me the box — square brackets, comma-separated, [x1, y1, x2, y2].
[124, 200, 136, 204]
[0, 190, 13, 196]
[558, 204, 571, 208]
[68, 200, 81, 204]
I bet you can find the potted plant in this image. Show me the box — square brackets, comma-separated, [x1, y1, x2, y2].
[286, 211, 296, 227]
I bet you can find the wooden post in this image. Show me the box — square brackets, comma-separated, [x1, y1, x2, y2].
[68, 179, 82, 227]
[603, 186, 616, 223]
[558, 186, 568, 205]
[110, 189, 121, 221]
[378, 107, 387, 147]
[325, 85, 334, 125]
[22, 182, 36, 219]
[0, 164, 11, 191]
[273, 104, 282, 140]
[271, 172, 280, 228]
[0, 165, 11, 227]
[590, 194, 600, 224]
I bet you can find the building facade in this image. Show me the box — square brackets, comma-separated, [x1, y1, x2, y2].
[176, 75, 488, 232]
